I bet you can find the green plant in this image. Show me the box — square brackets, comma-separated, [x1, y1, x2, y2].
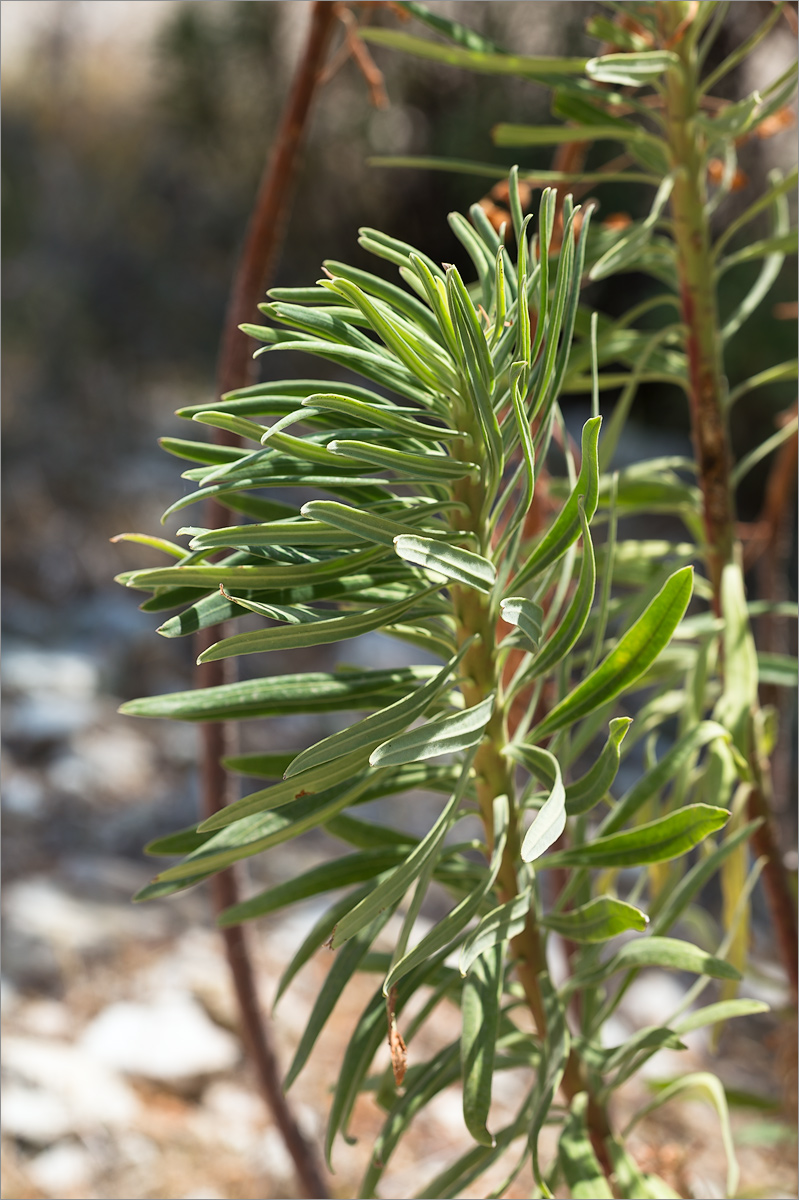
[362, 0, 799, 1068]
[117, 163, 779, 1195]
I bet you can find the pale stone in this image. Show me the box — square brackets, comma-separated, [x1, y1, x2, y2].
[2, 1036, 140, 1133]
[27, 1141, 94, 1197]
[80, 994, 240, 1084]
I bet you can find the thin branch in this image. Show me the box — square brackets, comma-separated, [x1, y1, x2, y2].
[198, 5, 339, 1198]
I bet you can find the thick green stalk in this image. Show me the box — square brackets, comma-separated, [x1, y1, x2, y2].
[449, 460, 549, 1037]
[663, 4, 736, 611]
[450, 435, 614, 1178]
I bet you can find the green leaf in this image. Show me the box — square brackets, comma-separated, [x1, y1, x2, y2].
[499, 595, 544, 648]
[521, 749, 566, 863]
[395, 1, 503, 53]
[297, 499, 456, 548]
[558, 1094, 614, 1198]
[217, 849, 407, 926]
[624, 1073, 739, 1199]
[110, 532, 188, 559]
[589, 175, 674, 281]
[648, 820, 762, 936]
[331, 752, 474, 947]
[462, 943, 504, 1146]
[392, 535, 497, 593]
[154, 773, 384, 884]
[493, 122, 637, 147]
[545, 804, 729, 869]
[370, 695, 494, 767]
[325, 953, 454, 1168]
[381, 793, 509, 992]
[566, 936, 740, 993]
[459, 891, 531, 975]
[524, 498, 596, 677]
[124, 546, 386, 593]
[274, 881, 379, 1005]
[284, 640, 471, 778]
[541, 897, 648, 943]
[197, 587, 431, 663]
[284, 908, 395, 1091]
[515, 416, 601, 585]
[119, 664, 438, 722]
[713, 562, 759, 750]
[586, 50, 679, 87]
[530, 566, 693, 739]
[530, 974, 570, 1192]
[563, 717, 632, 816]
[605, 1138, 682, 1199]
[303, 392, 457, 440]
[328, 438, 477, 480]
[673, 998, 769, 1036]
[599, 721, 731, 836]
[359, 27, 588, 79]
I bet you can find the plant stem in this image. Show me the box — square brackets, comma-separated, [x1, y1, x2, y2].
[663, 7, 735, 613]
[197, 5, 338, 1198]
[662, 2, 798, 1010]
[451, 455, 615, 1183]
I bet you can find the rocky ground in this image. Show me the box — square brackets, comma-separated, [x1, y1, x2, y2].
[2, 632, 797, 1200]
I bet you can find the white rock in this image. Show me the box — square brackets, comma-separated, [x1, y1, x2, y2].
[136, 928, 237, 1029]
[5, 694, 98, 742]
[1, 1083, 73, 1143]
[80, 994, 240, 1084]
[3, 646, 99, 697]
[3, 876, 169, 955]
[16, 998, 73, 1038]
[27, 1141, 94, 1196]
[2, 1036, 139, 1134]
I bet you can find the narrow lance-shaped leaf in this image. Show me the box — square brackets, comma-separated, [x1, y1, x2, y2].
[523, 497, 596, 678]
[119, 664, 439, 722]
[514, 416, 601, 586]
[461, 942, 504, 1147]
[216, 849, 407, 927]
[499, 595, 544, 648]
[284, 907, 395, 1091]
[530, 566, 693, 740]
[520, 747, 566, 863]
[197, 587, 433, 663]
[599, 720, 731, 836]
[285, 638, 472, 778]
[565, 936, 741, 995]
[381, 793, 509, 992]
[370, 695, 494, 768]
[328, 438, 478, 480]
[586, 50, 679, 86]
[564, 717, 632, 816]
[541, 897, 648, 943]
[393, 534, 497, 593]
[544, 803, 729, 869]
[331, 750, 475, 948]
[459, 891, 531, 976]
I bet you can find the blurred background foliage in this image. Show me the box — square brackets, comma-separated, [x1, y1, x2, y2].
[2, 0, 795, 639]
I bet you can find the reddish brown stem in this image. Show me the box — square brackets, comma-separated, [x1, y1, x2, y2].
[196, 5, 338, 1198]
[748, 783, 799, 1006]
